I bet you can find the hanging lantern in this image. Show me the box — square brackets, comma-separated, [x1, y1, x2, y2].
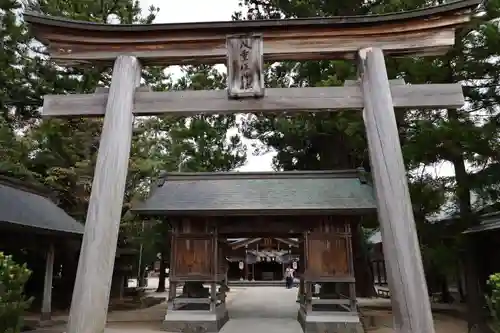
[239, 261, 244, 270]
[292, 261, 297, 270]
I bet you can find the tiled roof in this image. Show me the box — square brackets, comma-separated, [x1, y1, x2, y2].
[463, 211, 500, 234]
[133, 169, 376, 216]
[0, 176, 84, 235]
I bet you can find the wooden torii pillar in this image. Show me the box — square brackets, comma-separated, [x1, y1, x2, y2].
[25, 2, 479, 333]
[41, 243, 55, 321]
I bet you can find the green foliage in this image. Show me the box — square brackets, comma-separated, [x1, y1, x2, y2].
[0, 0, 496, 319]
[0, 0, 247, 282]
[0, 0, 39, 126]
[171, 65, 246, 172]
[233, 2, 500, 322]
[0, 252, 33, 333]
[486, 273, 500, 331]
[0, 117, 36, 181]
[360, 228, 376, 254]
[16, 0, 169, 221]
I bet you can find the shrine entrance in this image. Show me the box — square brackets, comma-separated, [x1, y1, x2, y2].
[225, 237, 300, 282]
[25, 1, 479, 333]
[132, 170, 374, 332]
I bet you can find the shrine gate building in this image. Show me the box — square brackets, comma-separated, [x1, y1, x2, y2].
[225, 237, 301, 282]
[133, 169, 377, 332]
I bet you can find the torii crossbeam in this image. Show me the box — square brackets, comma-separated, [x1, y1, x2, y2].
[25, 1, 480, 332]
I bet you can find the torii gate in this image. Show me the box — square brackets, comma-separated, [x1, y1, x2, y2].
[25, 1, 479, 332]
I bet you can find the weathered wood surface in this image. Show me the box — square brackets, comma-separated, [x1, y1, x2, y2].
[29, 29, 458, 65]
[305, 221, 353, 280]
[218, 245, 226, 276]
[228, 237, 300, 252]
[227, 34, 264, 98]
[306, 235, 350, 278]
[172, 237, 214, 280]
[358, 47, 434, 333]
[217, 218, 306, 235]
[315, 216, 353, 234]
[67, 55, 141, 333]
[175, 217, 213, 234]
[170, 219, 222, 282]
[24, 1, 479, 65]
[190, 215, 362, 237]
[42, 83, 464, 117]
[211, 232, 218, 311]
[41, 243, 55, 321]
[302, 221, 358, 316]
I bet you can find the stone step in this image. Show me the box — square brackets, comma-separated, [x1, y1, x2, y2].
[228, 280, 297, 287]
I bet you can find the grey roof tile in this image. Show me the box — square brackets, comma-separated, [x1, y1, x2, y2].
[0, 177, 84, 235]
[463, 211, 500, 234]
[133, 170, 376, 216]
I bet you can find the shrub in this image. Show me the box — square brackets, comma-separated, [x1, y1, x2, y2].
[486, 273, 500, 332]
[0, 252, 33, 333]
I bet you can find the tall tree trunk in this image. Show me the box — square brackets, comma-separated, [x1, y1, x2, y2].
[156, 251, 166, 293]
[447, 108, 492, 333]
[440, 275, 452, 303]
[463, 238, 491, 333]
[351, 223, 376, 297]
[458, 265, 466, 303]
[157, 221, 171, 293]
[426, 264, 438, 296]
[138, 266, 145, 288]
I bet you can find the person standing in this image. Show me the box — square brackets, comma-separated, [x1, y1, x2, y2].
[285, 266, 294, 289]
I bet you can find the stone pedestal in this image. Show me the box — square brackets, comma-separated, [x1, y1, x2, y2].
[297, 308, 364, 333]
[164, 281, 229, 332]
[163, 304, 229, 332]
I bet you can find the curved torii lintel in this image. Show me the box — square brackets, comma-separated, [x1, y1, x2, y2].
[24, 0, 479, 66]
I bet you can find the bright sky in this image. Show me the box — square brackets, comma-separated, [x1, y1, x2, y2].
[139, 0, 240, 23]
[137, 0, 455, 177]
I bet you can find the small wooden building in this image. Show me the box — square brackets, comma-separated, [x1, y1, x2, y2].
[133, 169, 376, 332]
[463, 211, 500, 290]
[0, 174, 84, 321]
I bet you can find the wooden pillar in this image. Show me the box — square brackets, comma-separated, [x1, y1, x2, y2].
[119, 275, 125, 300]
[298, 277, 305, 303]
[375, 260, 383, 285]
[347, 226, 357, 311]
[67, 55, 141, 333]
[211, 230, 218, 312]
[167, 281, 177, 312]
[41, 243, 55, 321]
[167, 226, 176, 312]
[358, 47, 434, 333]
